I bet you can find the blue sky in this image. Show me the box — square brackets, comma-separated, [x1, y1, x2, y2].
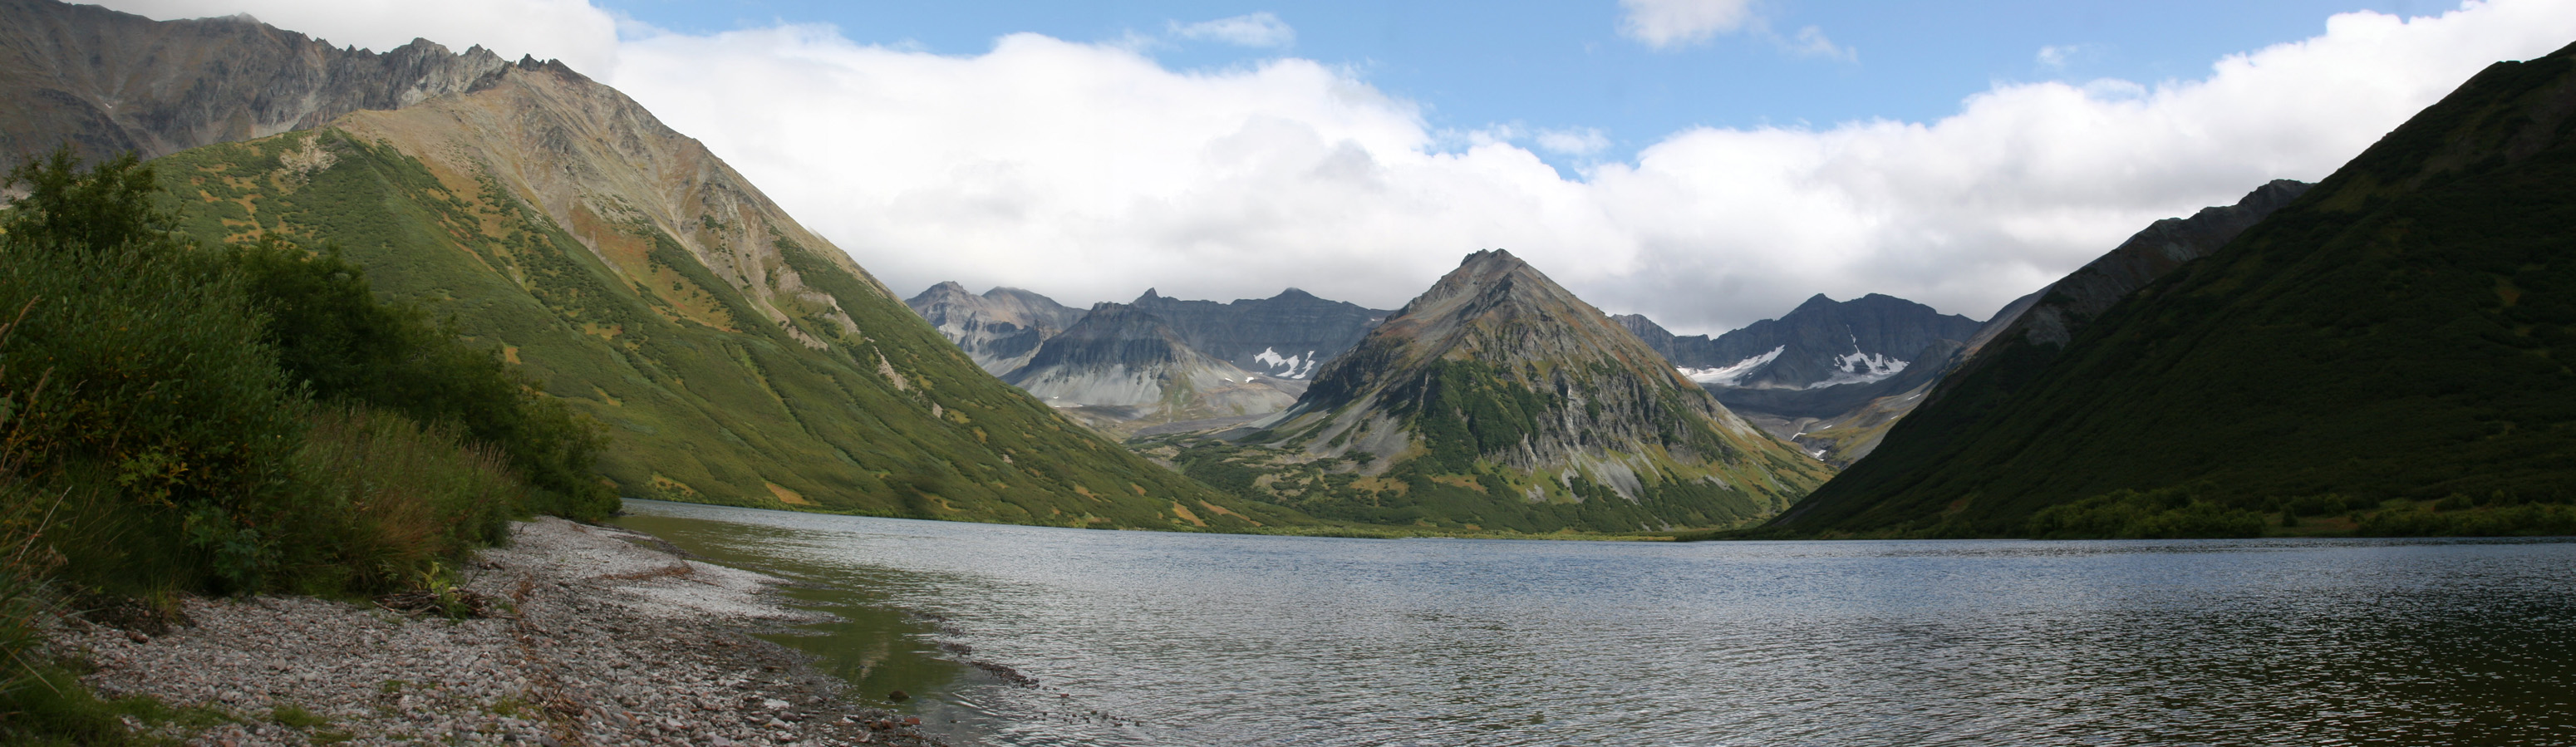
[597, 0, 2418, 172]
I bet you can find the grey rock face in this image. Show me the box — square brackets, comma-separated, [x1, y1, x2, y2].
[0, 0, 514, 168]
[903, 282, 1088, 375]
[1128, 287, 1389, 379]
[1005, 302, 1296, 426]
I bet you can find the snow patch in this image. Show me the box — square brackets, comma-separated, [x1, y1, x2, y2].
[1680, 346, 1783, 386]
[1809, 351, 1907, 389]
[1252, 347, 1321, 378]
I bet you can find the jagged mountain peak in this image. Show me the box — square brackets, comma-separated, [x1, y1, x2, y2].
[1315, 248, 1652, 397]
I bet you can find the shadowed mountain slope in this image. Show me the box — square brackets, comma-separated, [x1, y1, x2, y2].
[1129, 288, 1389, 380]
[1678, 181, 2309, 467]
[1620, 294, 1981, 391]
[1768, 42, 2576, 538]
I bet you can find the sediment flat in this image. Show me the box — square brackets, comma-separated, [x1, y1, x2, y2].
[59, 517, 945, 746]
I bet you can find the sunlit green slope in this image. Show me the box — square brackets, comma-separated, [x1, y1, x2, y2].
[147, 59, 1301, 531]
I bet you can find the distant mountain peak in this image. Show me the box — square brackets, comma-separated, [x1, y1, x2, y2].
[1179, 249, 1831, 533]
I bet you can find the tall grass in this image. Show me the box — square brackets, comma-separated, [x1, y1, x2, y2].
[289, 406, 528, 595]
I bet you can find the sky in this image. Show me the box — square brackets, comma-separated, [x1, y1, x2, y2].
[92, 0, 2576, 334]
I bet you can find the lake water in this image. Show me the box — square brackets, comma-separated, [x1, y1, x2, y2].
[612, 499, 2576, 746]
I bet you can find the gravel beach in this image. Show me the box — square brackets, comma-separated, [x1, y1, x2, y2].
[57, 517, 952, 746]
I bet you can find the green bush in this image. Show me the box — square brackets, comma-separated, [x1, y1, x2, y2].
[2025, 486, 2269, 539]
[0, 160, 302, 592]
[225, 237, 615, 520]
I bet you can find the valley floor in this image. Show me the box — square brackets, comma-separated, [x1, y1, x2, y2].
[53, 518, 946, 746]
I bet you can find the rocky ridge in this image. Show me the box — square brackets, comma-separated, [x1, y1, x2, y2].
[0, 0, 510, 170]
[1128, 288, 1389, 380]
[904, 283, 1088, 376]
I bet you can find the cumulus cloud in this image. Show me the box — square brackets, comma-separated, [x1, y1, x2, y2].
[1169, 12, 1295, 48]
[1618, 0, 1757, 49]
[91, 0, 2576, 335]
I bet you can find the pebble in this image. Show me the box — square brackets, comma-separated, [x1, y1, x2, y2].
[56, 518, 952, 747]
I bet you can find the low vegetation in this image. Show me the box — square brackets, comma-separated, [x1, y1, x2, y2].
[0, 148, 611, 741]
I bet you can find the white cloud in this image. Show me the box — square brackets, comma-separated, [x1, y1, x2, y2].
[90, 0, 2576, 336]
[1535, 128, 1612, 156]
[1169, 12, 1295, 48]
[1619, 0, 1757, 49]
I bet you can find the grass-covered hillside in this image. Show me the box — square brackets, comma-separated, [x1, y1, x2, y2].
[146, 59, 1301, 532]
[1757, 41, 2576, 539]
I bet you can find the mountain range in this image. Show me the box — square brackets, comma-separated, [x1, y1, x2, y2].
[1764, 40, 2576, 538]
[1151, 250, 1832, 533]
[1002, 302, 1302, 434]
[906, 283, 1387, 433]
[1615, 294, 1983, 464]
[4, 0, 1305, 530]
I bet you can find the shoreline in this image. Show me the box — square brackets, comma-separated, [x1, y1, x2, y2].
[57, 517, 951, 746]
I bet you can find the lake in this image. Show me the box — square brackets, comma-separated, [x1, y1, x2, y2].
[612, 499, 2576, 746]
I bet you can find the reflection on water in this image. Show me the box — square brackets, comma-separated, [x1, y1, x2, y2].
[615, 500, 2576, 746]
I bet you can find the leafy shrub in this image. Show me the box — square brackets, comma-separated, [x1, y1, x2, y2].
[226, 238, 614, 520]
[1, 156, 302, 592]
[2025, 486, 2268, 539]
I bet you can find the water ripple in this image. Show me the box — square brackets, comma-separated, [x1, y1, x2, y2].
[617, 502, 2576, 746]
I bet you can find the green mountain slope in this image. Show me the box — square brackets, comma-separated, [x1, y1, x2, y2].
[146, 57, 1300, 531]
[1767, 42, 2576, 538]
[1152, 250, 1833, 533]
